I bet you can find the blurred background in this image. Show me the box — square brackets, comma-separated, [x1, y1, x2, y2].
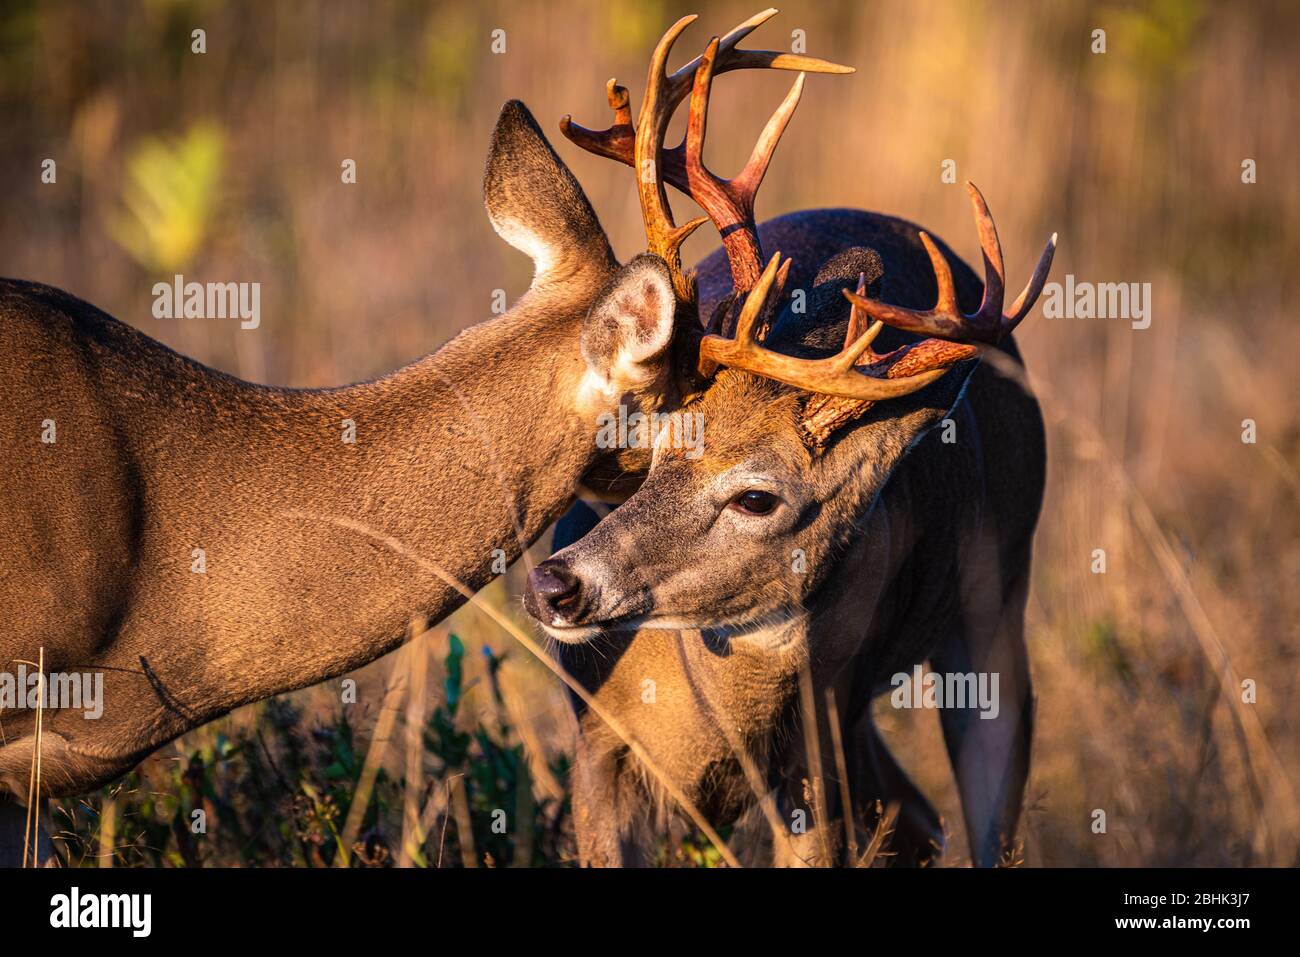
[2, 0, 1297, 866]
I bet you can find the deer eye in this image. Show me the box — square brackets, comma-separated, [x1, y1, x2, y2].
[730, 490, 779, 515]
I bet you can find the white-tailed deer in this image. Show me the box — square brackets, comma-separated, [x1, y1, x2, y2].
[0, 93, 701, 862]
[527, 11, 1056, 867]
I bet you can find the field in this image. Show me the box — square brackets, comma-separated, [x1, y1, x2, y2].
[1, 0, 1296, 866]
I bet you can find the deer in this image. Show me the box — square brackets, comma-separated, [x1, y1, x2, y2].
[525, 10, 1056, 867]
[0, 72, 789, 862]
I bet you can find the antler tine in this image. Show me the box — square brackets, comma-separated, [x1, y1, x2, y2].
[843, 273, 871, 343]
[695, 6, 778, 68]
[843, 181, 1058, 346]
[764, 256, 793, 341]
[838, 273, 887, 369]
[633, 15, 710, 302]
[919, 232, 958, 315]
[664, 8, 852, 103]
[557, 79, 634, 166]
[1004, 231, 1058, 330]
[736, 72, 805, 198]
[733, 252, 783, 342]
[685, 36, 807, 299]
[698, 251, 784, 379]
[560, 10, 853, 306]
[644, 14, 698, 132]
[697, 251, 963, 401]
[967, 181, 1006, 332]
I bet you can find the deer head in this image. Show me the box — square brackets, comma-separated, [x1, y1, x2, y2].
[525, 10, 1056, 641]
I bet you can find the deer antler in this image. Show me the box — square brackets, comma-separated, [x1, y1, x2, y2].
[564, 14, 1057, 449]
[682, 35, 807, 299]
[699, 259, 972, 402]
[701, 185, 1057, 446]
[795, 274, 980, 444]
[560, 9, 852, 304]
[843, 182, 1057, 345]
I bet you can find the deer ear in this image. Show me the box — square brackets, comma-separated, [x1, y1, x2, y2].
[484, 100, 616, 287]
[580, 255, 677, 399]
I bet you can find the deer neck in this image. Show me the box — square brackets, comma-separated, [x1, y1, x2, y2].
[140, 288, 599, 721]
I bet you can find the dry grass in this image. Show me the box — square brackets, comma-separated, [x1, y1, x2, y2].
[4, 0, 1297, 865]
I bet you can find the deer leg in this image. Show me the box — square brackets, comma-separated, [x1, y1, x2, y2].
[571, 734, 649, 867]
[930, 571, 1034, 868]
[853, 715, 944, 866]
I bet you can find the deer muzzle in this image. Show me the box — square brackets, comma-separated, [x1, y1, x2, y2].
[524, 559, 594, 634]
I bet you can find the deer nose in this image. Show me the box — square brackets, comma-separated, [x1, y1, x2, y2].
[525, 560, 586, 623]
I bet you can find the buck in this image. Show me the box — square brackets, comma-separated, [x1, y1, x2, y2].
[527, 11, 1056, 866]
[0, 75, 762, 861]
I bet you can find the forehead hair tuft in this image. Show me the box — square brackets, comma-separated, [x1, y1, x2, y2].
[681, 369, 812, 469]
